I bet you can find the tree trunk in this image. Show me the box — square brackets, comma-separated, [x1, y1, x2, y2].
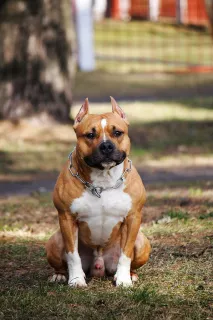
[0, 0, 76, 123]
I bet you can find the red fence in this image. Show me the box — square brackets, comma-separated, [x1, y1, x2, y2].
[110, 0, 209, 26]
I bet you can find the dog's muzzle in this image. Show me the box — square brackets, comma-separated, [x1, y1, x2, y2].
[99, 141, 115, 155]
[84, 140, 126, 170]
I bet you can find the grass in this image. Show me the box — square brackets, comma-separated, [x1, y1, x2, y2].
[94, 20, 213, 73]
[74, 20, 213, 106]
[199, 212, 213, 219]
[0, 121, 76, 180]
[74, 69, 213, 102]
[166, 210, 189, 220]
[0, 193, 56, 239]
[72, 98, 213, 122]
[0, 186, 213, 319]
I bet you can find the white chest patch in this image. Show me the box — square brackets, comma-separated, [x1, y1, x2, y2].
[70, 163, 132, 246]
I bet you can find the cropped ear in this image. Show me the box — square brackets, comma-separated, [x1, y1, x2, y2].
[110, 96, 129, 125]
[73, 98, 89, 129]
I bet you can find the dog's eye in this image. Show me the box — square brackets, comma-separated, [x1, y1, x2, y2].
[86, 132, 96, 139]
[114, 131, 123, 137]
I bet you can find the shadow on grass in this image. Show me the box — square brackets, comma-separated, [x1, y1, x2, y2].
[0, 151, 14, 173]
[0, 147, 71, 177]
[1, 120, 212, 177]
[0, 119, 213, 195]
[180, 97, 213, 110]
[74, 71, 213, 105]
[0, 148, 69, 195]
[129, 120, 213, 154]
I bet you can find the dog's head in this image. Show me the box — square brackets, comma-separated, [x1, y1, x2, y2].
[73, 97, 130, 170]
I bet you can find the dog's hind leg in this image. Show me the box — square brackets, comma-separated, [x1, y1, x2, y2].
[103, 233, 151, 282]
[46, 230, 67, 282]
[131, 232, 151, 273]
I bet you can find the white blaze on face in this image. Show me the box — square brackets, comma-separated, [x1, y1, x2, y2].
[101, 118, 107, 141]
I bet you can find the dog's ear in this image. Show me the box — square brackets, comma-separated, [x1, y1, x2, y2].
[110, 96, 129, 125]
[73, 98, 89, 129]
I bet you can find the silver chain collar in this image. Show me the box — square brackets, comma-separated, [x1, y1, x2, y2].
[68, 148, 132, 198]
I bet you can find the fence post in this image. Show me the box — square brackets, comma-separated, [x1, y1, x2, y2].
[75, 0, 95, 71]
[149, 0, 160, 22]
[176, 0, 187, 24]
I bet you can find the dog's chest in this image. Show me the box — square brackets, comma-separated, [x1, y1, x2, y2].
[70, 164, 132, 246]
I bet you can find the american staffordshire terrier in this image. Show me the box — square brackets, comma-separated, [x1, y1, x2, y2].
[46, 97, 151, 287]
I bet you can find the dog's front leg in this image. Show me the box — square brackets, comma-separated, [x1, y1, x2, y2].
[59, 211, 87, 287]
[114, 211, 141, 287]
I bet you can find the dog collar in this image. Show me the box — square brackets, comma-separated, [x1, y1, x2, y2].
[68, 149, 132, 198]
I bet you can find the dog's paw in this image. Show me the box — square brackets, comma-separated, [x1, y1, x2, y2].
[68, 270, 87, 287]
[48, 274, 67, 283]
[114, 271, 133, 287]
[68, 275, 87, 288]
[131, 272, 139, 282]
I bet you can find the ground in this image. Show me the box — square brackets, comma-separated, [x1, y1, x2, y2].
[1, 94, 213, 319]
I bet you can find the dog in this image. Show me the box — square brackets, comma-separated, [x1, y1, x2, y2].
[46, 97, 151, 287]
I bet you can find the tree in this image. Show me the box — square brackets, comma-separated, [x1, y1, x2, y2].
[0, 0, 76, 123]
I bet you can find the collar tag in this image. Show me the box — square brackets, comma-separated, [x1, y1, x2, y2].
[91, 187, 103, 198]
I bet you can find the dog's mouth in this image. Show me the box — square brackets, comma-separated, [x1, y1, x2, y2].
[84, 150, 126, 170]
[101, 161, 116, 169]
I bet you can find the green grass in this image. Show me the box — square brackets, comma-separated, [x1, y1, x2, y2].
[199, 212, 213, 220]
[73, 69, 213, 111]
[72, 98, 213, 122]
[166, 210, 189, 220]
[94, 20, 213, 73]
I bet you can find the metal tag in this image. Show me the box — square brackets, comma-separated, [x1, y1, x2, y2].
[91, 187, 103, 198]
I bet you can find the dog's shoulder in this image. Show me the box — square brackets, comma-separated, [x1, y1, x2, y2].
[53, 160, 84, 212]
[125, 165, 146, 210]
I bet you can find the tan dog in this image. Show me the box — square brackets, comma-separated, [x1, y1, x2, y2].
[46, 97, 151, 287]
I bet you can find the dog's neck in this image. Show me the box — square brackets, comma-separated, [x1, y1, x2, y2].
[90, 162, 124, 188]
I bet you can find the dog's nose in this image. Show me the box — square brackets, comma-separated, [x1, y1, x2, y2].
[99, 141, 114, 155]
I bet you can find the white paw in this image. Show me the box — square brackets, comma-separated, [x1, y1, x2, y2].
[68, 274, 87, 287]
[114, 270, 133, 287]
[66, 251, 87, 287]
[131, 273, 139, 282]
[48, 274, 67, 283]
